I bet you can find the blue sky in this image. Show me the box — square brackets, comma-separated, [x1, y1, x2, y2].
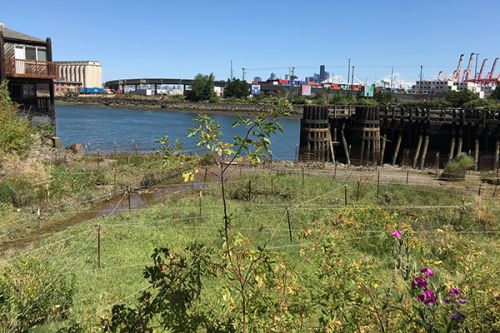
[2, 0, 499, 84]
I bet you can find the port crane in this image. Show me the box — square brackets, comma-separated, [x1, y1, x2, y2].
[451, 54, 464, 82]
[462, 53, 475, 81]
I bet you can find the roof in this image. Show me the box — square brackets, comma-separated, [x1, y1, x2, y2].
[0, 24, 45, 43]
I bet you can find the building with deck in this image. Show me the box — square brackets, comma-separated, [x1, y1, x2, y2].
[0, 23, 57, 123]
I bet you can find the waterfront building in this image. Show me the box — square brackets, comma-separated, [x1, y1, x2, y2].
[56, 60, 102, 91]
[0, 23, 57, 122]
[54, 80, 82, 96]
[409, 80, 485, 98]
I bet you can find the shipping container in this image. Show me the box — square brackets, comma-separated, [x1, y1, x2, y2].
[79, 88, 104, 94]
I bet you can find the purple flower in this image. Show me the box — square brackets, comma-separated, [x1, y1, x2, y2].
[420, 267, 434, 277]
[390, 230, 402, 238]
[459, 298, 468, 304]
[418, 289, 437, 305]
[450, 288, 461, 296]
[412, 276, 428, 289]
[444, 296, 451, 304]
[450, 312, 465, 320]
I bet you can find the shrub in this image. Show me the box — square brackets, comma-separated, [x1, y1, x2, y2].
[0, 257, 75, 332]
[0, 80, 33, 154]
[49, 166, 107, 200]
[0, 182, 14, 204]
[7, 177, 42, 207]
[441, 153, 474, 180]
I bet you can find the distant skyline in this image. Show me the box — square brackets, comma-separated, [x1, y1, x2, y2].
[2, 0, 499, 84]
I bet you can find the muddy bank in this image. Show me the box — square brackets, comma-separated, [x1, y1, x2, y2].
[56, 96, 303, 117]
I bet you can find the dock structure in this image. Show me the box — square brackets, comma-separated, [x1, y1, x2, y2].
[299, 105, 500, 171]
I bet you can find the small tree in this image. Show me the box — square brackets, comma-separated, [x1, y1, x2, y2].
[187, 74, 216, 102]
[374, 90, 394, 105]
[490, 86, 500, 101]
[445, 90, 479, 108]
[224, 79, 250, 99]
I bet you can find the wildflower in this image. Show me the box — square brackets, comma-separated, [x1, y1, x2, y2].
[420, 267, 434, 277]
[418, 289, 437, 305]
[390, 230, 402, 238]
[450, 312, 466, 320]
[459, 298, 468, 304]
[450, 288, 461, 296]
[412, 276, 428, 289]
[444, 296, 451, 304]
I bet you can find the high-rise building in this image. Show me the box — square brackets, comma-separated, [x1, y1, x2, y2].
[319, 65, 326, 81]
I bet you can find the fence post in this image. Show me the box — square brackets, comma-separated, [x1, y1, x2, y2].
[37, 208, 41, 242]
[203, 167, 208, 183]
[127, 187, 131, 211]
[334, 162, 337, 180]
[458, 198, 465, 227]
[356, 178, 361, 201]
[97, 224, 101, 269]
[406, 168, 409, 184]
[271, 176, 274, 193]
[435, 152, 440, 177]
[199, 190, 203, 222]
[248, 179, 252, 201]
[286, 206, 292, 242]
[301, 166, 305, 187]
[344, 184, 348, 205]
[377, 170, 380, 196]
[97, 149, 100, 168]
[477, 184, 482, 197]
[113, 166, 117, 189]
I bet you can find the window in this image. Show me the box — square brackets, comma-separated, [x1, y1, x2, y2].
[37, 48, 47, 61]
[25, 47, 37, 61]
[22, 84, 36, 98]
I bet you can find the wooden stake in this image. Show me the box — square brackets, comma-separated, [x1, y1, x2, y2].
[435, 152, 440, 176]
[199, 190, 203, 221]
[344, 184, 348, 205]
[97, 224, 101, 269]
[127, 187, 131, 211]
[356, 178, 361, 201]
[286, 206, 292, 243]
[37, 208, 41, 242]
[377, 170, 380, 196]
[379, 134, 386, 166]
[204, 167, 208, 183]
[301, 166, 305, 187]
[248, 179, 252, 201]
[406, 168, 409, 184]
[334, 162, 337, 180]
[478, 184, 482, 197]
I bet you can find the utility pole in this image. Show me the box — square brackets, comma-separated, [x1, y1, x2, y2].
[241, 68, 246, 81]
[347, 58, 351, 85]
[419, 65, 423, 94]
[351, 65, 355, 88]
[230, 60, 233, 79]
[390, 66, 394, 91]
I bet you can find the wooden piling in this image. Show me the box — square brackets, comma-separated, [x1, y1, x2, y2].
[379, 134, 386, 165]
[413, 134, 423, 169]
[419, 135, 429, 170]
[392, 133, 402, 165]
[448, 137, 456, 162]
[474, 138, 479, 171]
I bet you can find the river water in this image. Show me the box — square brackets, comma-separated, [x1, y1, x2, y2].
[55, 105, 300, 160]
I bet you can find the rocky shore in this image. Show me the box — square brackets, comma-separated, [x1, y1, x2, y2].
[56, 95, 303, 117]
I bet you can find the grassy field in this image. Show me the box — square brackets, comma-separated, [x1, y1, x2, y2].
[1, 168, 498, 332]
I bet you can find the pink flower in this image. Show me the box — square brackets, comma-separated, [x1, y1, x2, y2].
[412, 276, 428, 289]
[449, 288, 461, 297]
[418, 289, 437, 305]
[420, 267, 434, 277]
[390, 230, 402, 238]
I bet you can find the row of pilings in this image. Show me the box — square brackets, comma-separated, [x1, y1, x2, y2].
[298, 105, 500, 171]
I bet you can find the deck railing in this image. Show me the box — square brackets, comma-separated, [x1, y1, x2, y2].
[4, 58, 58, 79]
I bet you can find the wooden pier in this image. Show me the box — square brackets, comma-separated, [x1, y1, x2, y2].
[298, 105, 500, 171]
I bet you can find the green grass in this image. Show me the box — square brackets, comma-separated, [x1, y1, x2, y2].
[1, 170, 497, 331]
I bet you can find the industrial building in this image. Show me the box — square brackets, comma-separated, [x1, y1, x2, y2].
[0, 23, 56, 123]
[56, 60, 102, 92]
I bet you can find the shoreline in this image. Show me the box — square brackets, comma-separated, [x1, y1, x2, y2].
[56, 96, 303, 118]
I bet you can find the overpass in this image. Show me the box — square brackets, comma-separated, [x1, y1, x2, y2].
[104, 78, 226, 95]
